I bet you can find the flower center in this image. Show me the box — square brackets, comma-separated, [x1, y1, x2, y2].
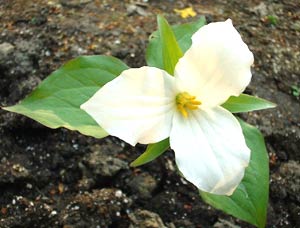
[175, 92, 201, 118]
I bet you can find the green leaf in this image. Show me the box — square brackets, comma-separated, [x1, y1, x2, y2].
[172, 16, 206, 53]
[146, 16, 205, 71]
[146, 32, 164, 69]
[222, 94, 276, 113]
[130, 138, 170, 167]
[200, 119, 269, 228]
[291, 85, 300, 97]
[3, 55, 129, 138]
[157, 15, 183, 75]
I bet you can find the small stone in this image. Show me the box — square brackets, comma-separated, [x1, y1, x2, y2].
[45, 50, 51, 56]
[250, 2, 268, 17]
[126, 4, 148, 16]
[291, 21, 300, 32]
[115, 190, 123, 198]
[60, 0, 92, 7]
[84, 145, 127, 177]
[77, 177, 95, 190]
[128, 209, 167, 228]
[128, 172, 158, 199]
[0, 162, 30, 184]
[0, 42, 14, 56]
[26, 183, 33, 189]
[50, 210, 57, 217]
[213, 218, 240, 228]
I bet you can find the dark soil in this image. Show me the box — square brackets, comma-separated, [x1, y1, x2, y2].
[0, 0, 299, 227]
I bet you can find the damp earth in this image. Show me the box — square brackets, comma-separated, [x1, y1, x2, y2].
[0, 0, 299, 227]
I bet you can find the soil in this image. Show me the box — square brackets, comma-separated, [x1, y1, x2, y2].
[0, 0, 299, 227]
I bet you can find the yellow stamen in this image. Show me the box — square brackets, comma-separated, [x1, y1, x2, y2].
[176, 92, 201, 118]
[177, 105, 188, 118]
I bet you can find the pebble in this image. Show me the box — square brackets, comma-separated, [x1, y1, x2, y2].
[213, 218, 240, 228]
[128, 172, 158, 199]
[84, 145, 128, 177]
[0, 42, 15, 57]
[128, 209, 167, 228]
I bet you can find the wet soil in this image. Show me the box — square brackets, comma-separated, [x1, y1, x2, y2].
[0, 0, 299, 227]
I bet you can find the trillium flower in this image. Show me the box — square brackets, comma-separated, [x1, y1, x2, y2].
[81, 19, 254, 195]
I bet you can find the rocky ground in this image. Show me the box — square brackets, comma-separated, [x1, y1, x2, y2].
[0, 0, 299, 227]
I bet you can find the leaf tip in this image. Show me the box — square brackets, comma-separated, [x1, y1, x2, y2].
[268, 101, 277, 108]
[129, 160, 138, 167]
[156, 14, 165, 21]
[1, 105, 14, 112]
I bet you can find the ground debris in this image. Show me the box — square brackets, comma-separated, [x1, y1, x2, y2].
[0, 0, 299, 227]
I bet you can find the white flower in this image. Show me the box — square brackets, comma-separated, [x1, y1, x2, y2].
[81, 19, 254, 195]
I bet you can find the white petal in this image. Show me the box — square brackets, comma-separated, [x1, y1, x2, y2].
[170, 106, 250, 195]
[81, 66, 176, 146]
[174, 19, 254, 108]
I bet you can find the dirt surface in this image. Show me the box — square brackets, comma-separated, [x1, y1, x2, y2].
[0, 0, 299, 227]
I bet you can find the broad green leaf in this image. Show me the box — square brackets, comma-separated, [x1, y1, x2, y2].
[146, 32, 164, 69]
[3, 55, 129, 138]
[222, 94, 276, 113]
[200, 119, 269, 228]
[130, 138, 169, 167]
[157, 15, 183, 75]
[172, 16, 206, 52]
[146, 17, 206, 70]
